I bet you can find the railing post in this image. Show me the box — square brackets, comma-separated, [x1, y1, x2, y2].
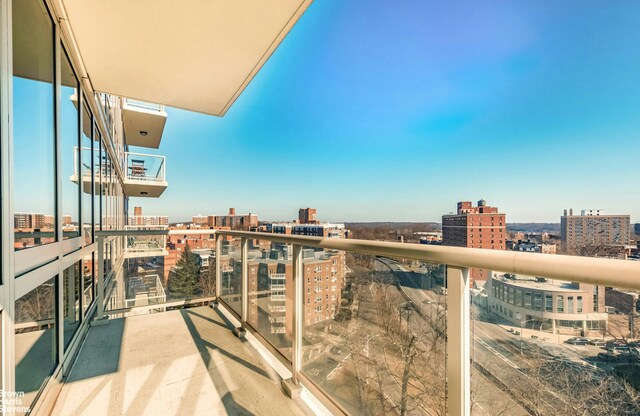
[446, 266, 470, 416]
[92, 234, 108, 325]
[283, 244, 304, 399]
[212, 233, 221, 308]
[233, 237, 248, 338]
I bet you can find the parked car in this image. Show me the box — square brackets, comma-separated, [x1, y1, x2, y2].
[588, 339, 607, 346]
[607, 345, 631, 354]
[566, 337, 589, 346]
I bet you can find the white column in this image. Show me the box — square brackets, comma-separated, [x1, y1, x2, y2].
[446, 266, 470, 416]
[241, 238, 248, 325]
[215, 233, 222, 300]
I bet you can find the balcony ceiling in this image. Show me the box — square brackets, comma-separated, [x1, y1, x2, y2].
[61, 0, 313, 116]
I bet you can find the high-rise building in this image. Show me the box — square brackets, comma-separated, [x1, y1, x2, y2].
[298, 207, 318, 224]
[560, 209, 631, 250]
[442, 200, 506, 280]
[634, 223, 640, 236]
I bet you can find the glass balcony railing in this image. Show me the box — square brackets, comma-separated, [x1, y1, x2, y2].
[86, 228, 640, 416]
[125, 151, 166, 183]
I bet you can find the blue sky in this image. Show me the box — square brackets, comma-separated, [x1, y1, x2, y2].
[136, 0, 640, 223]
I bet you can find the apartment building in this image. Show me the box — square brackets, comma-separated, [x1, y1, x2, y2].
[442, 200, 507, 280]
[487, 273, 607, 336]
[128, 206, 169, 226]
[209, 207, 259, 229]
[192, 215, 209, 226]
[271, 223, 348, 238]
[561, 209, 631, 250]
[220, 245, 346, 339]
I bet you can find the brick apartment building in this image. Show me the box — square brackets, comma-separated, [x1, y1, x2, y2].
[219, 244, 346, 338]
[129, 206, 169, 226]
[442, 200, 506, 281]
[560, 209, 631, 251]
[14, 213, 47, 229]
[201, 208, 259, 229]
[298, 207, 318, 224]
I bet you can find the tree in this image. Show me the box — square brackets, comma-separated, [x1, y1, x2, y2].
[168, 243, 200, 299]
[198, 255, 217, 298]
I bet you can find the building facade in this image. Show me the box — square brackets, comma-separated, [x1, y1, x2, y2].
[487, 273, 607, 336]
[561, 209, 631, 251]
[442, 200, 506, 280]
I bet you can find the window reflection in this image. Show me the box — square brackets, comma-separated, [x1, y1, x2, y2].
[81, 104, 93, 245]
[15, 277, 57, 412]
[61, 48, 80, 239]
[63, 262, 81, 349]
[13, 0, 56, 250]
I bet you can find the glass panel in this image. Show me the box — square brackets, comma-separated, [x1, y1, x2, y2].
[83, 252, 94, 315]
[470, 272, 636, 415]
[105, 229, 216, 315]
[63, 262, 81, 349]
[301, 251, 446, 414]
[61, 48, 80, 240]
[13, 0, 56, 250]
[93, 125, 100, 238]
[246, 239, 292, 361]
[219, 237, 242, 316]
[15, 277, 57, 412]
[81, 105, 93, 244]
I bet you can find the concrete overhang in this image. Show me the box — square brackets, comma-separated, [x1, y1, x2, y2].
[60, 0, 313, 116]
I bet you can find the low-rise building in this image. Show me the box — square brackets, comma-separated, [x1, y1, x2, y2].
[487, 272, 607, 336]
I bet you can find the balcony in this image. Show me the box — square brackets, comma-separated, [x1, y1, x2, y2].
[124, 225, 168, 258]
[47, 228, 640, 416]
[122, 99, 167, 149]
[69, 148, 167, 197]
[123, 151, 168, 197]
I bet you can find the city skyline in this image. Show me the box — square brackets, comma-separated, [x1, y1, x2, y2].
[130, 0, 640, 223]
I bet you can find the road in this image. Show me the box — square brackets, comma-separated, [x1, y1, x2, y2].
[377, 257, 618, 415]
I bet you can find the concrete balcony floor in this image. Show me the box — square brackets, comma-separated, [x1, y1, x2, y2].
[52, 306, 309, 416]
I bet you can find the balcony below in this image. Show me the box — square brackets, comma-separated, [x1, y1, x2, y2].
[52, 306, 308, 416]
[122, 99, 167, 149]
[123, 151, 167, 198]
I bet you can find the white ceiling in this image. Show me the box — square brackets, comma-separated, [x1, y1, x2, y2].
[62, 0, 313, 116]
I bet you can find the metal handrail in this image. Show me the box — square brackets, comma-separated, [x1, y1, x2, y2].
[95, 228, 640, 290]
[216, 230, 640, 291]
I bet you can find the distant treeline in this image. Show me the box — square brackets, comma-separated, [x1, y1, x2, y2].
[506, 223, 560, 233]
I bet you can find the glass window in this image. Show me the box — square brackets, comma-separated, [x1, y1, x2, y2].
[13, 0, 56, 250]
[93, 125, 101, 235]
[81, 104, 93, 244]
[577, 296, 583, 313]
[61, 47, 80, 240]
[533, 293, 542, 311]
[567, 296, 574, 313]
[557, 295, 564, 313]
[524, 292, 531, 308]
[63, 262, 81, 349]
[15, 277, 57, 409]
[545, 295, 553, 312]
